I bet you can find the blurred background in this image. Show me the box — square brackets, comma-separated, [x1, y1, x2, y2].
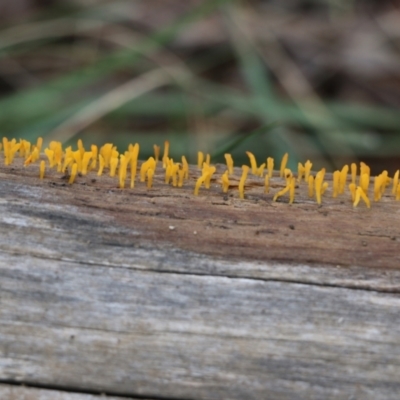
[1, 0, 400, 172]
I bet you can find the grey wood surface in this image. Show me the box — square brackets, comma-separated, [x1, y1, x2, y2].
[1, 161, 400, 400]
[0, 384, 144, 400]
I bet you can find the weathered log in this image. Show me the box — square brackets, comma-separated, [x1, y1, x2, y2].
[1, 160, 400, 400]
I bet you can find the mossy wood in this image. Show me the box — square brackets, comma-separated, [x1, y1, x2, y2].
[1, 160, 400, 400]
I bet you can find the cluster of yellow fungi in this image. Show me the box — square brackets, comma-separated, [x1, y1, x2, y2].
[1, 136, 399, 209]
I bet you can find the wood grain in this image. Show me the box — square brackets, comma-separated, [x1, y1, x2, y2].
[1, 160, 400, 399]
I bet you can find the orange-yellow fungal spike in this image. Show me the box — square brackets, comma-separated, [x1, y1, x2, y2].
[351, 163, 357, 185]
[171, 164, 180, 187]
[297, 162, 305, 182]
[35, 137, 43, 153]
[246, 151, 257, 174]
[44, 148, 55, 168]
[119, 155, 128, 188]
[396, 183, 400, 201]
[140, 158, 155, 182]
[333, 170, 340, 198]
[69, 163, 78, 184]
[165, 161, 172, 184]
[72, 150, 82, 172]
[204, 166, 216, 189]
[81, 152, 93, 175]
[205, 154, 211, 166]
[97, 154, 105, 176]
[339, 165, 349, 194]
[90, 145, 98, 170]
[239, 165, 249, 199]
[222, 170, 230, 193]
[314, 169, 325, 205]
[39, 160, 45, 179]
[100, 143, 113, 168]
[7, 143, 21, 165]
[280, 153, 288, 178]
[374, 175, 382, 201]
[154, 145, 160, 163]
[110, 156, 118, 177]
[304, 160, 312, 182]
[392, 170, 399, 195]
[360, 173, 370, 194]
[308, 175, 314, 198]
[380, 170, 389, 194]
[129, 143, 139, 188]
[147, 168, 154, 188]
[178, 167, 185, 187]
[353, 186, 370, 208]
[257, 163, 265, 177]
[194, 172, 208, 196]
[284, 168, 292, 185]
[181, 156, 189, 179]
[224, 153, 234, 175]
[360, 162, 370, 179]
[197, 151, 204, 169]
[289, 177, 296, 204]
[77, 139, 85, 157]
[273, 181, 291, 202]
[349, 183, 356, 202]
[162, 141, 170, 168]
[264, 175, 270, 193]
[267, 157, 274, 179]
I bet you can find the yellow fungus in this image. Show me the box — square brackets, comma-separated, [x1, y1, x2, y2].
[257, 163, 265, 177]
[332, 170, 340, 198]
[353, 186, 370, 208]
[222, 170, 230, 193]
[178, 167, 185, 188]
[304, 160, 312, 182]
[273, 181, 291, 202]
[314, 169, 325, 205]
[35, 137, 43, 153]
[339, 165, 349, 194]
[154, 145, 160, 163]
[110, 157, 118, 177]
[165, 160, 173, 184]
[171, 164, 180, 187]
[289, 177, 296, 204]
[44, 148, 55, 168]
[77, 139, 85, 157]
[24, 148, 39, 166]
[81, 152, 93, 175]
[181, 156, 189, 179]
[72, 150, 82, 172]
[349, 183, 356, 202]
[360, 173, 370, 194]
[197, 151, 204, 169]
[194, 171, 208, 196]
[280, 153, 288, 178]
[129, 143, 139, 188]
[284, 168, 292, 185]
[69, 163, 78, 184]
[396, 183, 400, 201]
[239, 165, 249, 199]
[246, 151, 257, 174]
[374, 174, 384, 201]
[141, 157, 156, 182]
[97, 155, 105, 176]
[297, 162, 305, 182]
[100, 143, 113, 168]
[351, 163, 357, 185]
[6, 143, 21, 165]
[90, 145, 98, 170]
[224, 154, 234, 175]
[39, 160, 45, 179]
[267, 157, 274, 179]
[264, 175, 269, 194]
[392, 170, 399, 195]
[205, 154, 211, 166]
[204, 166, 216, 189]
[308, 175, 314, 198]
[162, 141, 170, 168]
[147, 168, 154, 188]
[380, 170, 389, 194]
[360, 162, 370, 179]
[119, 155, 128, 188]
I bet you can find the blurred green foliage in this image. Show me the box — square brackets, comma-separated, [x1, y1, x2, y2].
[0, 0, 399, 172]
